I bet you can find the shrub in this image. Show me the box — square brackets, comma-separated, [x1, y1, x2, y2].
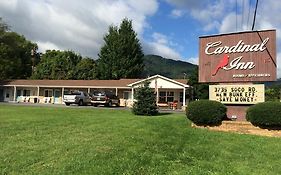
[132, 81, 158, 116]
[246, 102, 281, 127]
[186, 100, 227, 126]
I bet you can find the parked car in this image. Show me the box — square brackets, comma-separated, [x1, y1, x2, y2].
[63, 91, 92, 106]
[91, 91, 120, 107]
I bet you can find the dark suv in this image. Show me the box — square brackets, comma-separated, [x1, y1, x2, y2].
[90, 91, 120, 107]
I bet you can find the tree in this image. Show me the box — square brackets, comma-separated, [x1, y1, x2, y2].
[32, 50, 83, 80]
[75, 57, 97, 80]
[132, 81, 158, 116]
[188, 67, 209, 100]
[97, 18, 144, 79]
[265, 85, 281, 101]
[0, 18, 38, 80]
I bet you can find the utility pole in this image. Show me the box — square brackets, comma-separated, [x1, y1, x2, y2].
[31, 48, 36, 73]
[252, 0, 259, 30]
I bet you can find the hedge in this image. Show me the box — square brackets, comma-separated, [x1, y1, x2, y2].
[246, 102, 281, 127]
[186, 100, 227, 126]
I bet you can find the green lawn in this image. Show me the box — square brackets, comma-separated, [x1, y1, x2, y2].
[1, 105, 281, 175]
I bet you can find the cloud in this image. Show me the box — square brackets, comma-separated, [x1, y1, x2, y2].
[185, 57, 198, 65]
[166, 0, 230, 31]
[167, 0, 281, 78]
[0, 0, 158, 58]
[143, 32, 182, 60]
[219, 13, 237, 33]
[170, 9, 184, 18]
[37, 41, 60, 51]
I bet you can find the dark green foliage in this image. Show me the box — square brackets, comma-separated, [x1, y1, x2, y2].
[186, 100, 227, 126]
[32, 50, 89, 80]
[97, 18, 144, 79]
[0, 18, 38, 80]
[132, 81, 158, 116]
[75, 57, 96, 80]
[265, 85, 281, 102]
[142, 55, 197, 79]
[188, 67, 209, 100]
[246, 102, 281, 127]
[32, 50, 97, 80]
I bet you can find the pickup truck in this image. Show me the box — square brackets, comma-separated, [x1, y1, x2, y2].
[63, 91, 91, 106]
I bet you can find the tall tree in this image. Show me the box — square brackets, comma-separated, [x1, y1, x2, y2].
[0, 18, 38, 80]
[97, 18, 144, 79]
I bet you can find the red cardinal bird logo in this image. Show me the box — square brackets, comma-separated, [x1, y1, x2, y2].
[212, 54, 229, 76]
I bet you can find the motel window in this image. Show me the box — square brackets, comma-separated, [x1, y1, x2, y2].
[23, 90, 30, 96]
[159, 91, 166, 103]
[158, 91, 174, 103]
[44, 90, 53, 97]
[180, 92, 189, 103]
[123, 91, 132, 99]
[16, 90, 21, 97]
[167, 91, 174, 102]
[180, 92, 183, 102]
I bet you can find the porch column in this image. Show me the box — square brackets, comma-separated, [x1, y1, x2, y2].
[131, 87, 134, 100]
[37, 86, 40, 99]
[183, 87, 186, 107]
[62, 87, 64, 104]
[13, 86, 17, 102]
[88, 88, 90, 93]
[156, 87, 159, 105]
[115, 88, 118, 96]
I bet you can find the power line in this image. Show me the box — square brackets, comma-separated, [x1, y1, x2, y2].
[235, 0, 237, 32]
[252, 0, 259, 30]
[241, 0, 245, 30]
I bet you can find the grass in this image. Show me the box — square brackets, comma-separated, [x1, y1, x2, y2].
[1, 105, 281, 174]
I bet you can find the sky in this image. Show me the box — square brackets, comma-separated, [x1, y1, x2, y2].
[0, 0, 281, 77]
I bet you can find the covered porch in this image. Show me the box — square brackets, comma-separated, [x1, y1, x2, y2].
[128, 75, 190, 110]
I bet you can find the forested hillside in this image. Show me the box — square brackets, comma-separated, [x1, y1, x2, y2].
[143, 55, 197, 79]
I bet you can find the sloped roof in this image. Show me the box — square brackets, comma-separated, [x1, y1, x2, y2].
[0, 77, 188, 88]
[0, 79, 140, 88]
[128, 75, 189, 88]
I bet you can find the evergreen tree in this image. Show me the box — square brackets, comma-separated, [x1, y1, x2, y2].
[132, 81, 158, 116]
[97, 18, 144, 79]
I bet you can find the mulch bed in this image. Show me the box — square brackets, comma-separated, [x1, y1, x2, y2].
[192, 121, 281, 138]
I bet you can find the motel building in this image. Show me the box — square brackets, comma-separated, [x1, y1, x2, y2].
[0, 75, 190, 110]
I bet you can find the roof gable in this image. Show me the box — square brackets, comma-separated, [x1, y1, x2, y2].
[128, 75, 189, 88]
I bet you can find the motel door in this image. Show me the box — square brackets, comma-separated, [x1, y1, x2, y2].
[54, 89, 61, 104]
[0, 89, 3, 101]
[4, 89, 12, 101]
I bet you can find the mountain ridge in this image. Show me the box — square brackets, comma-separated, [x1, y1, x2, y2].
[142, 54, 197, 79]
